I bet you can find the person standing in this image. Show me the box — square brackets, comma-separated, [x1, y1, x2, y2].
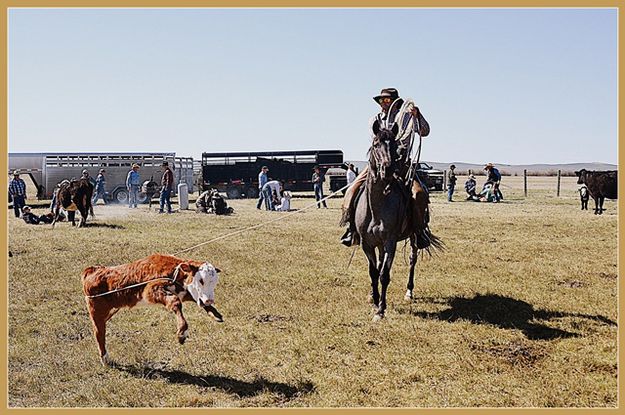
[346, 163, 357, 187]
[447, 164, 457, 202]
[159, 161, 174, 214]
[312, 165, 328, 208]
[126, 164, 141, 208]
[92, 169, 107, 205]
[9, 170, 26, 218]
[256, 165, 269, 209]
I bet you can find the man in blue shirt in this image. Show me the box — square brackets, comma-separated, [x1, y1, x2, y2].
[9, 170, 26, 218]
[256, 166, 269, 209]
[126, 164, 141, 208]
[92, 169, 107, 205]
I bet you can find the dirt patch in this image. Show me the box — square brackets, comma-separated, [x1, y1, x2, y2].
[475, 340, 546, 366]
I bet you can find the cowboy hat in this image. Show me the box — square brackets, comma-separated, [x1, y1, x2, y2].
[132, 163, 140, 169]
[484, 163, 494, 169]
[373, 88, 399, 103]
[469, 174, 476, 179]
[13, 170, 20, 176]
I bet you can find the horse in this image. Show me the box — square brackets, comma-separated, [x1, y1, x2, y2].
[354, 122, 441, 321]
[51, 178, 94, 227]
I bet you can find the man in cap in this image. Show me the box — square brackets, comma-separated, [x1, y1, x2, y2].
[464, 174, 478, 201]
[159, 161, 174, 214]
[312, 165, 327, 208]
[126, 164, 141, 208]
[92, 169, 107, 205]
[447, 164, 457, 202]
[9, 170, 27, 218]
[340, 87, 430, 246]
[256, 165, 269, 209]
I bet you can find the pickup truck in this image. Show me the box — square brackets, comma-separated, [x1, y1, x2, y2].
[414, 162, 444, 191]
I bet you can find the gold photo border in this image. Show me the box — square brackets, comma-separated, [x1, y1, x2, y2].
[1, 2, 621, 414]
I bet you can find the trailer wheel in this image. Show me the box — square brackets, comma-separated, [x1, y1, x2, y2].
[113, 188, 129, 204]
[226, 187, 241, 199]
[246, 186, 259, 199]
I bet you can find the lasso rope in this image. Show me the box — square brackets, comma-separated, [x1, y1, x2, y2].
[85, 264, 183, 298]
[172, 182, 352, 256]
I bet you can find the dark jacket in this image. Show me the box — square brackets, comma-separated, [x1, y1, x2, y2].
[161, 168, 174, 191]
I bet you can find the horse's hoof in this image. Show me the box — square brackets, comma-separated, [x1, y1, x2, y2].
[404, 290, 413, 302]
[372, 313, 384, 322]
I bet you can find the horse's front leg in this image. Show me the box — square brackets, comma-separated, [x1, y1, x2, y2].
[405, 235, 418, 301]
[375, 240, 397, 321]
[362, 242, 379, 307]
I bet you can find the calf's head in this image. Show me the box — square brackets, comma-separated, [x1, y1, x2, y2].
[180, 262, 221, 307]
[575, 169, 587, 185]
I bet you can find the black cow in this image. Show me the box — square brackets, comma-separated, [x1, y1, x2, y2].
[52, 178, 94, 227]
[575, 169, 617, 215]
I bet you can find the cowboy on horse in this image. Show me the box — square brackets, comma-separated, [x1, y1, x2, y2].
[340, 87, 431, 248]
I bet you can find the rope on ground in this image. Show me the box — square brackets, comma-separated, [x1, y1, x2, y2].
[172, 182, 352, 256]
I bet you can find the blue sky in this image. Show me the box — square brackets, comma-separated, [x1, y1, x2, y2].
[8, 8, 617, 165]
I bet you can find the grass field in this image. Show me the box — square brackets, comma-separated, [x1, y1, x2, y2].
[7, 176, 618, 407]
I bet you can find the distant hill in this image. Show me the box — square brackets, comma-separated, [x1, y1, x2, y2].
[342, 161, 617, 176]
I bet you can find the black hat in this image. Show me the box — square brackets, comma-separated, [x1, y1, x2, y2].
[162, 161, 169, 166]
[373, 88, 399, 103]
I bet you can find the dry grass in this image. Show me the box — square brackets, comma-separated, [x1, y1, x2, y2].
[8, 176, 617, 407]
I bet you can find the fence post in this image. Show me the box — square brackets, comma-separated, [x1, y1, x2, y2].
[557, 169, 561, 197]
[524, 169, 527, 197]
[443, 170, 447, 188]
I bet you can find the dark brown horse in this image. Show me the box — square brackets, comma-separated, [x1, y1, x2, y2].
[354, 123, 441, 320]
[52, 178, 94, 227]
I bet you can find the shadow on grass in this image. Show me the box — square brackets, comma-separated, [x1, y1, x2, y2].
[112, 363, 315, 399]
[407, 294, 616, 340]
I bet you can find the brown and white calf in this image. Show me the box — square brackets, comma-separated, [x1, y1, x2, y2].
[82, 253, 223, 366]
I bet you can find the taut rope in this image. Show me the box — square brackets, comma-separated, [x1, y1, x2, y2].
[172, 182, 352, 256]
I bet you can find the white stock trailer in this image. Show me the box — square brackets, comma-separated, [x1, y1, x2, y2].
[8, 152, 194, 204]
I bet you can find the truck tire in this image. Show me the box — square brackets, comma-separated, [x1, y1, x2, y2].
[246, 186, 259, 199]
[226, 187, 241, 199]
[113, 188, 129, 204]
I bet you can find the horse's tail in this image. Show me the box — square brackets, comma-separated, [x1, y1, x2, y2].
[416, 226, 444, 256]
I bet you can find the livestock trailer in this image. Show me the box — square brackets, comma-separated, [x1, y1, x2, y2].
[8, 152, 194, 203]
[201, 150, 344, 198]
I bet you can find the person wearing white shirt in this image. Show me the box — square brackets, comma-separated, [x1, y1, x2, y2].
[275, 191, 291, 211]
[346, 163, 357, 186]
[261, 180, 282, 211]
